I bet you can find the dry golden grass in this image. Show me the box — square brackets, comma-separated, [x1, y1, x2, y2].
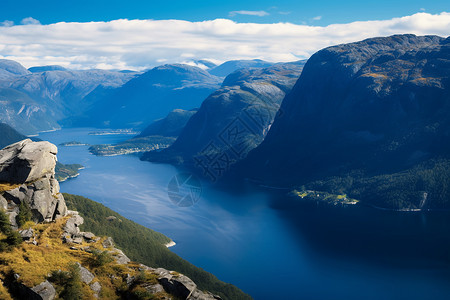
[0, 283, 13, 300]
[0, 217, 173, 299]
[0, 183, 21, 192]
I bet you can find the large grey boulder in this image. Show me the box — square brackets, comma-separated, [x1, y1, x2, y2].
[75, 262, 95, 284]
[0, 139, 67, 223]
[155, 268, 197, 299]
[31, 280, 56, 300]
[0, 139, 57, 184]
[153, 267, 222, 300]
[102, 236, 114, 248]
[90, 281, 102, 294]
[63, 212, 84, 236]
[189, 290, 222, 300]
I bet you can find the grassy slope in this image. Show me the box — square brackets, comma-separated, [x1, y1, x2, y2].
[64, 193, 252, 300]
[0, 217, 173, 299]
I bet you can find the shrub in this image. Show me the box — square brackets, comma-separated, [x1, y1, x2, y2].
[61, 263, 83, 300]
[5, 231, 22, 247]
[91, 250, 113, 267]
[16, 202, 32, 228]
[0, 210, 12, 235]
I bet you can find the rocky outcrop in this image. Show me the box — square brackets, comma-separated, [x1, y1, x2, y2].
[31, 281, 56, 300]
[10, 279, 56, 300]
[0, 139, 67, 224]
[76, 262, 95, 284]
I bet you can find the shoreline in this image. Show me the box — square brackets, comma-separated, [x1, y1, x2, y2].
[165, 240, 176, 248]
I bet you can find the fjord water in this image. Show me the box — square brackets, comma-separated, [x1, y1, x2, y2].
[40, 128, 450, 300]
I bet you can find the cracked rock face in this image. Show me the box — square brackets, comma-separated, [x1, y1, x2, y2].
[0, 139, 67, 224]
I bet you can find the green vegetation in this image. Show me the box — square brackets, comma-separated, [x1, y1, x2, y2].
[64, 193, 252, 300]
[301, 158, 450, 210]
[291, 190, 359, 206]
[60, 263, 84, 300]
[91, 250, 114, 267]
[0, 209, 22, 250]
[89, 136, 176, 156]
[55, 162, 83, 182]
[16, 202, 32, 228]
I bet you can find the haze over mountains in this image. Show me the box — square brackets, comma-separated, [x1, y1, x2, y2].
[0, 58, 276, 135]
[0, 59, 136, 134]
[73, 64, 222, 129]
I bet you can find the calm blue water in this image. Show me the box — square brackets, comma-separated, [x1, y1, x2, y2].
[40, 128, 450, 300]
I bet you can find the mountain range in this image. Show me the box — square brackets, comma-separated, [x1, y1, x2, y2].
[236, 34, 450, 209]
[0, 60, 136, 134]
[142, 61, 306, 179]
[72, 64, 221, 129]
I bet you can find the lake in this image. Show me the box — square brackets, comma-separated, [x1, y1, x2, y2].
[40, 128, 450, 300]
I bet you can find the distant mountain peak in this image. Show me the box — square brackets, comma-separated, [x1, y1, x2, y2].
[0, 59, 30, 77]
[208, 59, 274, 77]
[28, 65, 67, 73]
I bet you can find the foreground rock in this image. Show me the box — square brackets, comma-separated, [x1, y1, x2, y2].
[0, 139, 67, 224]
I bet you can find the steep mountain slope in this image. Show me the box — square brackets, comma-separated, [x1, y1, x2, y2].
[0, 59, 30, 80]
[138, 108, 197, 138]
[75, 64, 221, 129]
[0, 87, 59, 134]
[0, 59, 137, 134]
[143, 61, 305, 180]
[0, 123, 29, 149]
[208, 59, 273, 77]
[238, 34, 450, 209]
[10, 69, 137, 117]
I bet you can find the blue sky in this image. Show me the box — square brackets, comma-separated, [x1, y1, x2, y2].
[1, 0, 449, 25]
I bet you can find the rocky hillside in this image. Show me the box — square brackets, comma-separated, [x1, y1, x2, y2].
[74, 64, 221, 129]
[0, 140, 248, 299]
[0, 60, 137, 134]
[143, 61, 305, 180]
[238, 34, 450, 209]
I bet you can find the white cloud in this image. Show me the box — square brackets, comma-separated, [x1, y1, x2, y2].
[312, 16, 322, 21]
[20, 17, 41, 25]
[0, 12, 449, 70]
[0, 20, 14, 27]
[229, 10, 269, 17]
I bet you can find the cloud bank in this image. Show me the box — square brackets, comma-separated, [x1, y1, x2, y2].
[0, 12, 449, 70]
